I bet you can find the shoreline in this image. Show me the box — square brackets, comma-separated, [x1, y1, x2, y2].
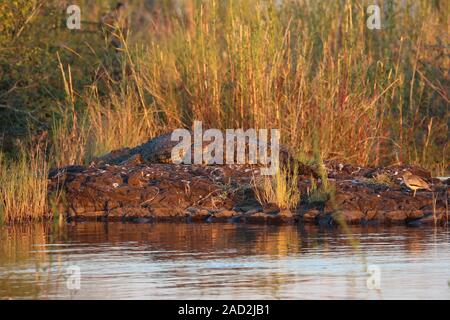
[48, 161, 449, 227]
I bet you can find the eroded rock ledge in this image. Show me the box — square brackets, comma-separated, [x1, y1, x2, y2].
[48, 162, 449, 226]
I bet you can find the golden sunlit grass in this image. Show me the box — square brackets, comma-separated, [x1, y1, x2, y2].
[128, 0, 447, 174]
[50, 55, 89, 168]
[49, 0, 450, 173]
[84, 82, 159, 158]
[41, 0, 447, 172]
[0, 144, 50, 223]
[253, 167, 301, 211]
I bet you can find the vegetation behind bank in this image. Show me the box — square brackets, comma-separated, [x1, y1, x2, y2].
[0, 0, 448, 222]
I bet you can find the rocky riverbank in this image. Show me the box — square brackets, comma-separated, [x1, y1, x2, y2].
[48, 161, 449, 226]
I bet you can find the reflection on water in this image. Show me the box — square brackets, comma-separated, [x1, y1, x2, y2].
[0, 222, 449, 299]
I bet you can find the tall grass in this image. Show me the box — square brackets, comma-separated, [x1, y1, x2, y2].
[4, 0, 448, 172]
[82, 29, 160, 157]
[130, 0, 447, 173]
[39, 0, 449, 171]
[84, 83, 158, 157]
[50, 55, 90, 167]
[0, 143, 49, 223]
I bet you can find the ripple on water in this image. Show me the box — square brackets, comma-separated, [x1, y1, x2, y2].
[0, 223, 449, 299]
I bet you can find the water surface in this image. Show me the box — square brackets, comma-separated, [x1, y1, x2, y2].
[0, 222, 449, 299]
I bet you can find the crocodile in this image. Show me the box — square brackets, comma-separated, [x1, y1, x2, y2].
[90, 132, 318, 177]
[90, 133, 179, 166]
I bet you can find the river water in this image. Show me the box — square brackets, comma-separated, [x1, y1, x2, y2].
[0, 222, 449, 299]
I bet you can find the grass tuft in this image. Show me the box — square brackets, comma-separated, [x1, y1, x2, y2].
[0, 142, 49, 223]
[253, 166, 300, 210]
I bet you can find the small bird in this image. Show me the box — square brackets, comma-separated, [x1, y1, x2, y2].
[402, 171, 432, 197]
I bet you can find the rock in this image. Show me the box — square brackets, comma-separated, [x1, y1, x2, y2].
[333, 211, 364, 224]
[248, 212, 267, 218]
[214, 210, 239, 219]
[229, 216, 244, 223]
[245, 208, 261, 215]
[407, 210, 424, 220]
[316, 213, 334, 226]
[263, 203, 280, 215]
[386, 211, 408, 223]
[365, 210, 380, 221]
[48, 160, 450, 225]
[278, 209, 294, 218]
[183, 207, 210, 220]
[233, 202, 263, 212]
[127, 170, 144, 186]
[122, 207, 152, 218]
[302, 209, 320, 222]
[82, 210, 107, 217]
[418, 213, 443, 224]
[334, 193, 354, 205]
[245, 211, 270, 223]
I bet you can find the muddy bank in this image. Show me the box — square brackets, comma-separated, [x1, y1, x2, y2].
[48, 161, 449, 226]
